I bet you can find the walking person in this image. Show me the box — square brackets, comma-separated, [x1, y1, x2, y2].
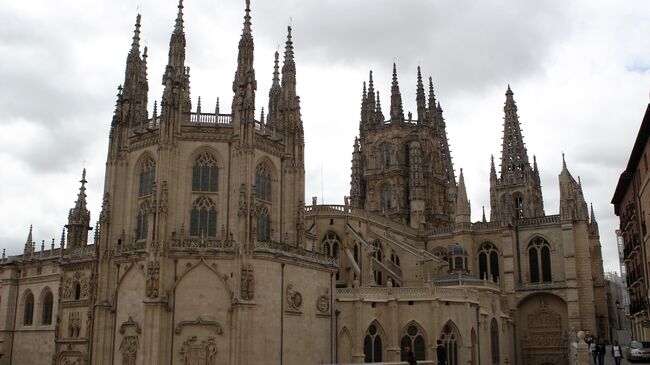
[611, 340, 623, 365]
[436, 340, 447, 365]
[404, 346, 417, 365]
[589, 339, 597, 365]
[595, 339, 606, 365]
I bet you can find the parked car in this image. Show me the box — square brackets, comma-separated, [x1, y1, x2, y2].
[627, 341, 650, 362]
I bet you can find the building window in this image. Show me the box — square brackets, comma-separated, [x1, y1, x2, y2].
[364, 323, 383, 362]
[390, 251, 400, 267]
[440, 323, 459, 365]
[379, 143, 391, 168]
[432, 247, 448, 262]
[478, 242, 500, 282]
[41, 291, 53, 325]
[135, 203, 149, 241]
[380, 184, 392, 210]
[400, 324, 426, 361]
[256, 206, 271, 242]
[490, 318, 500, 364]
[74, 283, 81, 300]
[255, 164, 272, 202]
[23, 292, 34, 326]
[528, 237, 552, 283]
[138, 158, 156, 197]
[190, 197, 217, 237]
[322, 232, 340, 258]
[513, 193, 524, 219]
[192, 152, 218, 192]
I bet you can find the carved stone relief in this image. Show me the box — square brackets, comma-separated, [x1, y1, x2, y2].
[286, 284, 302, 312]
[63, 271, 90, 300]
[119, 317, 142, 365]
[241, 264, 254, 300]
[146, 261, 160, 298]
[68, 312, 81, 338]
[180, 336, 217, 365]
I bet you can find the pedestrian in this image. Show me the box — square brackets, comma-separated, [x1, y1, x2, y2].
[595, 339, 606, 365]
[589, 339, 597, 365]
[611, 340, 622, 365]
[404, 346, 417, 365]
[436, 340, 447, 365]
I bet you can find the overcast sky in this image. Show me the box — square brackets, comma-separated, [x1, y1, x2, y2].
[0, 0, 648, 273]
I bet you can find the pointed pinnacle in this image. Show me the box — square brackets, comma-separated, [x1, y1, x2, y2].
[131, 14, 142, 53]
[243, 0, 252, 34]
[368, 70, 374, 92]
[272, 51, 280, 84]
[392, 63, 398, 84]
[174, 0, 184, 33]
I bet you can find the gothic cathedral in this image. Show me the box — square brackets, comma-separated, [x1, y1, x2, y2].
[0, 1, 607, 365]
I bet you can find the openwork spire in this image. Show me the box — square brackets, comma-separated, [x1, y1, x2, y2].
[389, 63, 404, 123]
[129, 14, 142, 59]
[281, 26, 296, 91]
[416, 66, 426, 123]
[500, 85, 530, 181]
[268, 51, 282, 131]
[232, 0, 256, 128]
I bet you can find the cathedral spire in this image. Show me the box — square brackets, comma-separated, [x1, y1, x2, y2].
[375, 91, 384, 125]
[66, 169, 92, 249]
[416, 66, 426, 123]
[366, 71, 376, 127]
[500, 85, 530, 181]
[390, 63, 404, 123]
[455, 168, 471, 224]
[281, 26, 296, 94]
[350, 137, 363, 209]
[427, 76, 437, 126]
[482, 206, 487, 223]
[267, 50, 281, 133]
[232, 0, 257, 130]
[590, 203, 599, 235]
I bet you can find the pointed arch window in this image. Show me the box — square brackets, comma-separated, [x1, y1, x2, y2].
[364, 323, 383, 362]
[490, 318, 500, 364]
[135, 203, 149, 241]
[192, 152, 218, 192]
[322, 232, 340, 258]
[513, 193, 524, 219]
[380, 184, 392, 210]
[138, 158, 156, 197]
[190, 197, 217, 237]
[432, 246, 448, 262]
[440, 323, 459, 365]
[528, 237, 552, 283]
[400, 324, 426, 361]
[390, 251, 400, 267]
[41, 290, 53, 325]
[379, 143, 391, 168]
[256, 206, 271, 242]
[23, 292, 34, 326]
[255, 164, 272, 202]
[478, 242, 500, 282]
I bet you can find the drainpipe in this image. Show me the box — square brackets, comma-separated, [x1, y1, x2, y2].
[281, 263, 285, 365]
[476, 305, 481, 365]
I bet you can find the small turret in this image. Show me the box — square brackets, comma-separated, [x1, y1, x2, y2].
[590, 203, 599, 235]
[65, 169, 92, 249]
[24, 225, 34, 257]
[350, 137, 363, 209]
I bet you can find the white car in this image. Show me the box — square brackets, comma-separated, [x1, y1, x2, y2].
[627, 341, 650, 362]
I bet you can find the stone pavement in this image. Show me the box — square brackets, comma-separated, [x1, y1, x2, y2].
[593, 346, 631, 365]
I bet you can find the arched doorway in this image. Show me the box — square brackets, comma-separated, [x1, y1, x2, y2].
[517, 293, 568, 365]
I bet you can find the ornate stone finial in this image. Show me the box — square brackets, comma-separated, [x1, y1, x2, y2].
[196, 96, 202, 114]
[215, 97, 220, 115]
[152, 100, 158, 120]
[1, 249, 5, 261]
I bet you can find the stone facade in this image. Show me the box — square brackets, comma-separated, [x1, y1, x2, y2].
[0, 1, 609, 365]
[612, 102, 650, 342]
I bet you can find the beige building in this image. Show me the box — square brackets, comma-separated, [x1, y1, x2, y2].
[612, 102, 650, 342]
[0, 1, 609, 364]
